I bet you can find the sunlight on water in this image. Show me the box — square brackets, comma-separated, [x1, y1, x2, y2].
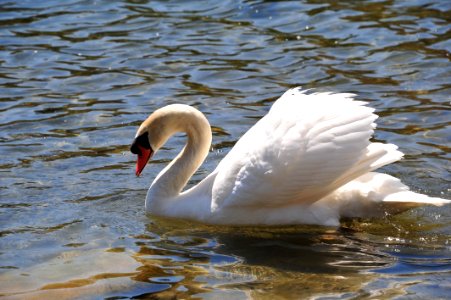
[0, 0, 450, 299]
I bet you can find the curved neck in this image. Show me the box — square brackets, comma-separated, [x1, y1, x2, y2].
[147, 108, 212, 205]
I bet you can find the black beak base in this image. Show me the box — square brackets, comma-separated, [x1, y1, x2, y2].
[131, 132, 152, 155]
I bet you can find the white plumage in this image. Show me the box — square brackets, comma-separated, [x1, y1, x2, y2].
[131, 88, 449, 226]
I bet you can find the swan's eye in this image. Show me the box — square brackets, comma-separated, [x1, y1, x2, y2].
[131, 132, 151, 155]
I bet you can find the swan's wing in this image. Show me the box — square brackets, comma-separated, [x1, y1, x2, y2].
[210, 88, 399, 211]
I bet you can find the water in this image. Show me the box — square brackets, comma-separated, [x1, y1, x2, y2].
[0, 0, 450, 298]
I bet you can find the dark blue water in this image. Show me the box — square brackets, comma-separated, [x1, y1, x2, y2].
[0, 0, 450, 298]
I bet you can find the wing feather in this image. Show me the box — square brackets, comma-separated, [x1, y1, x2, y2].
[210, 88, 400, 212]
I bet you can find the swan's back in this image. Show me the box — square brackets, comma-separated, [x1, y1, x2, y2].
[210, 88, 403, 212]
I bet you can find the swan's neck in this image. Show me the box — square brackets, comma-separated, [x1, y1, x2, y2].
[146, 108, 212, 207]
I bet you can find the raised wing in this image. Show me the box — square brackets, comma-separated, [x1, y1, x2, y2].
[210, 88, 395, 211]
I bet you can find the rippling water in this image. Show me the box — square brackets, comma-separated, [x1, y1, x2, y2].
[1, 0, 450, 299]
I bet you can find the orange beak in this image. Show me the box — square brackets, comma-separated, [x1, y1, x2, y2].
[136, 144, 153, 177]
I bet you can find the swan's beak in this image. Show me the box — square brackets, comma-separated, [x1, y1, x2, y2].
[130, 132, 153, 177]
[135, 144, 153, 177]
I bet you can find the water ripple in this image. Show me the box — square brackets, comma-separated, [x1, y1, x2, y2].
[0, 0, 450, 298]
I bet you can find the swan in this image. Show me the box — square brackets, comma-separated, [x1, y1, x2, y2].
[130, 88, 449, 226]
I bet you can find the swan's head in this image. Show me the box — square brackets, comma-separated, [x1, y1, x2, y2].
[130, 104, 209, 176]
[130, 107, 174, 176]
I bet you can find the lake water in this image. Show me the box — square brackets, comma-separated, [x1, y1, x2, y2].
[1, 0, 450, 299]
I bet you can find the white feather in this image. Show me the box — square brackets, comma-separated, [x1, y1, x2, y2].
[212, 88, 381, 210]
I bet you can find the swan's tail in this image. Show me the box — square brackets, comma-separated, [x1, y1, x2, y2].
[382, 191, 450, 213]
[335, 172, 450, 218]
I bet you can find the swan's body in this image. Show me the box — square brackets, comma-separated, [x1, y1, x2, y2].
[131, 88, 449, 226]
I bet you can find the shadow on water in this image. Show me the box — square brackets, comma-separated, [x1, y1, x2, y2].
[119, 214, 450, 299]
[119, 219, 392, 299]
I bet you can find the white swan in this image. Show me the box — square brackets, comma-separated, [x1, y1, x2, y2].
[130, 88, 449, 226]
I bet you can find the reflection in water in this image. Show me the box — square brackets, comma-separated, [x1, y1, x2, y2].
[0, 214, 450, 298]
[0, 0, 450, 298]
[0, 220, 388, 299]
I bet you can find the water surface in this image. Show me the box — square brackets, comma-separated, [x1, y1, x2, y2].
[0, 0, 450, 299]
